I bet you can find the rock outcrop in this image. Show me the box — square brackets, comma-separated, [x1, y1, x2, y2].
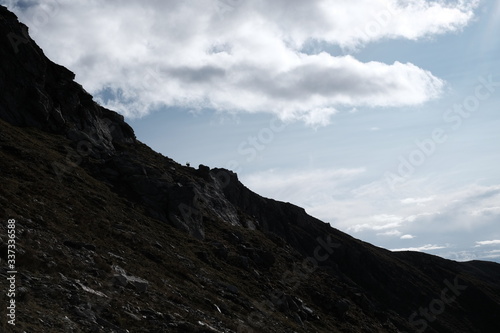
[0, 5, 135, 159]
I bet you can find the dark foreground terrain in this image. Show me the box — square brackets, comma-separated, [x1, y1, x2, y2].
[1, 5, 500, 333]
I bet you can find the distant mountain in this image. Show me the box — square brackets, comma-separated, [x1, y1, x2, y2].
[1, 5, 499, 332]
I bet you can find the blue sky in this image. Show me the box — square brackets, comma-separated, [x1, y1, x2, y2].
[3, 0, 499, 262]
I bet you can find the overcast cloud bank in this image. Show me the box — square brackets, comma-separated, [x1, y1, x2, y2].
[3, 0, 478, 124]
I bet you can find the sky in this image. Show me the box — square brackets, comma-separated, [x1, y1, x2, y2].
[3, 0, 499, 262]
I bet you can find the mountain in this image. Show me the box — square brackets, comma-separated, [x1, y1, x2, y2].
[1, 6, 499, 332]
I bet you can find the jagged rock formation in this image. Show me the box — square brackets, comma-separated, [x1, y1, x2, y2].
[1, 5, 500, 333]
[0, 6, 135, 158]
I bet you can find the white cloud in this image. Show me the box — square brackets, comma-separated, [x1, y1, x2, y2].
[4, 0, 478, 124]
[401, 234, 415, 239]
[475, 240, 500, 246]
[257, 0, 478, 49]
[401, 196, 435, 205]
[391, 244, 448, 252]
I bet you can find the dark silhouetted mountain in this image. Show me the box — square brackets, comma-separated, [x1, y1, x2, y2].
[1, 5, 499, 332]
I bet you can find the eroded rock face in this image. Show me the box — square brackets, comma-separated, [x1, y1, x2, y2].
[0, 5, 135, 158]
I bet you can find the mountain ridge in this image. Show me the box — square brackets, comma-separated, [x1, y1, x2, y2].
[1, 5, 499, 332]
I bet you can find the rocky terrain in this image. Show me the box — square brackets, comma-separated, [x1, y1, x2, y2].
[1, 5, 500, 332]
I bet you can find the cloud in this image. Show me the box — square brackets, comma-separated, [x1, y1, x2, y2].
[482, 253, 500, 259]
[3, 0, 478, 124]
[350, 214, 403, 232]
[401, 196, 435, 205]
[244, 166, 500, 233]
[482, 250, 500, 259]
[242, 166, 500, 261]
[377, 230, 402, 237]
[475, 240, 500, 246]
[401, 234, 415, 239]
[391, 244, 448, 252]
[471, 206, 500, 216]
[241, 167, 365, 208]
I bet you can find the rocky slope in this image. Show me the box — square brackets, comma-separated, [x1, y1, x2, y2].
[1, 5, 500, 333]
